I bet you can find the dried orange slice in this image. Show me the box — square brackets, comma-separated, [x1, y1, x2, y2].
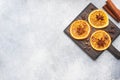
[90, 30, 111, 51]
[88, 9, 109, 28]
[70, 20, 91, 40]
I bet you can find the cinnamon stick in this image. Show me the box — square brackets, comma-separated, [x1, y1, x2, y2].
[107, 0, 120, 13]
[103, 5, 120, 22]
[106, 0, 120, 21]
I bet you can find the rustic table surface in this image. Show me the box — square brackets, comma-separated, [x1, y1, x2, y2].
[0, 0, 120, 80]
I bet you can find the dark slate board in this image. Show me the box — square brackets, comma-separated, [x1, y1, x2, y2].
[64, 3, 120, 60]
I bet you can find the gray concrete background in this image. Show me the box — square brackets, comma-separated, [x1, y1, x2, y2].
[0, 0, 120, 80]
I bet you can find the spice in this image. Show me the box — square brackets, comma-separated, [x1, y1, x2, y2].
[103, 5, 119, 22]
[85, 42, 88, 45]
[91, 7, 95, 11]
[108, 30, 115, 34]
[97, 38, 106, 47]
[106, 0, 120, 21]
[92, 36, 96, 42]
[104, 35, 108, 40]
[103, 0, 120, 22]
[96, 13, 104, 20]
[111, 26, 115, 29]
[77, 26, 85, 35]
[87, 47, 91, 51]
[84, 47, 87, 49]
[111, 35, 113, 40]
[81, 15, 86, 20]
[86, 38, 89, 42]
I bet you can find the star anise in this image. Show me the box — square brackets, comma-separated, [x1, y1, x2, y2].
[92, 36, 97, 42]
[77, 26, 85, 35]
[96, 13, 104, 20]
[104, 35, 108, 40]
[97, 38, 106, 47]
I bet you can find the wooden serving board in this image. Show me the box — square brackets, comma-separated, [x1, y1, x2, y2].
[64, 3, 120, 60]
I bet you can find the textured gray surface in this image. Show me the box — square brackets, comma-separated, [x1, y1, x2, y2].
[0, 0, 120, 80]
